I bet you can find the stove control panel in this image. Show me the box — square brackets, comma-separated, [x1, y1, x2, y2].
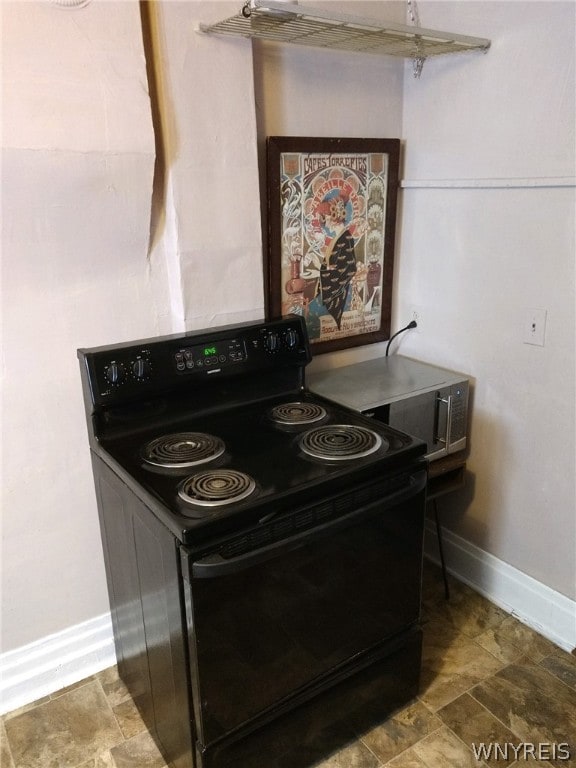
[174, 320, 306, 374]
[173, 338, 247, 372]
[79, 316, 311, 407]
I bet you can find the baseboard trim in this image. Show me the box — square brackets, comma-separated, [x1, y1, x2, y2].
[0, 613, 116, 715]
[424, 520, 576, 653]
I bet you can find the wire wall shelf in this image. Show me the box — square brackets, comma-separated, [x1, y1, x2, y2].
[198, 0, 491, 65]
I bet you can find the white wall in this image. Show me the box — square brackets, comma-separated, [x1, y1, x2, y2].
[146, 1, 265, 334]
[398, 1, 575, 599]
[1, 1, 157, 653]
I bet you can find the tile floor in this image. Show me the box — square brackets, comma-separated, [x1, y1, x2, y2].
[2, 562, 575, 768]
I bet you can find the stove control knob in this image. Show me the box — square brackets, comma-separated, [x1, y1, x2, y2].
[264, 332, 280, 354]
[284, 328, 299, 349]
[105, 362, 123, 385]
[132, 358, 151, 380]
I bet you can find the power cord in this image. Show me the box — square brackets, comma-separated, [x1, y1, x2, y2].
[385, 320, 417, 357]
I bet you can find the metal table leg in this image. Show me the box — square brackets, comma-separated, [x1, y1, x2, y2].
[433, 498, 450, 600]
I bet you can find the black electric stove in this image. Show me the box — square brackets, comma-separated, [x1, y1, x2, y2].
[78, 316, 427, 768]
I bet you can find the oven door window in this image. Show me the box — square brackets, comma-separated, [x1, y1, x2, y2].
[183, 475, 425, 745]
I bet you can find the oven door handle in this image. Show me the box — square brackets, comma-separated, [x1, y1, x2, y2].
[190, 469, 427, 579]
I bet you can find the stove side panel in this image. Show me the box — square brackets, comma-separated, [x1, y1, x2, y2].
[91, 454, 195, 768]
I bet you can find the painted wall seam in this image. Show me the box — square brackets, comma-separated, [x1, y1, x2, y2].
[401, 177, 576, 189]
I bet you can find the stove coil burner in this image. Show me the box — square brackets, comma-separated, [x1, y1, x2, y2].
[142, 432, 225, 469]
[299, 424, 386, 461]
[269, 402, 327, 425]
[178, 470, 256, 507]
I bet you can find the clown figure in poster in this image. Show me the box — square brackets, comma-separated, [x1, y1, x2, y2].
[312, 191, 357, 330]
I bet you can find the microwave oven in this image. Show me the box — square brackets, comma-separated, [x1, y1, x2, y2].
[307, 355, 470, 461]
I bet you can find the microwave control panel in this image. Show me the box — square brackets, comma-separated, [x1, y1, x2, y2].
[447, 384, 468, 444]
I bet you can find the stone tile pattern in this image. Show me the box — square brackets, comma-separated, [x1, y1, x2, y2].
[2, 563, 575, 768]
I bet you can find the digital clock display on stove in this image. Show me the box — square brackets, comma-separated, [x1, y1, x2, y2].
[174, 338, 247, 373]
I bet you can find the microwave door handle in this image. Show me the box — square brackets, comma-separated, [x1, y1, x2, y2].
[445, 394, 454, 451]
[435, 394, 453, 450]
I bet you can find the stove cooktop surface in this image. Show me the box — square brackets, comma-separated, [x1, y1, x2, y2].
[97, 392, 425, 543]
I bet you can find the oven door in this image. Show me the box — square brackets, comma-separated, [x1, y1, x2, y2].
[181, 468, 426, 748]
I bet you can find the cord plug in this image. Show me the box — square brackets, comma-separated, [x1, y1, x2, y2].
[385, 319, 418, 356]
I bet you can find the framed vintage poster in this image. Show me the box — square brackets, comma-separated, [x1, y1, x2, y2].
[266, 136, 400, 355]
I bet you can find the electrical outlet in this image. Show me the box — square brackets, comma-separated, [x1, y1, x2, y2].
[524, 308, 547, 346]
[410, 307, 422, 332]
